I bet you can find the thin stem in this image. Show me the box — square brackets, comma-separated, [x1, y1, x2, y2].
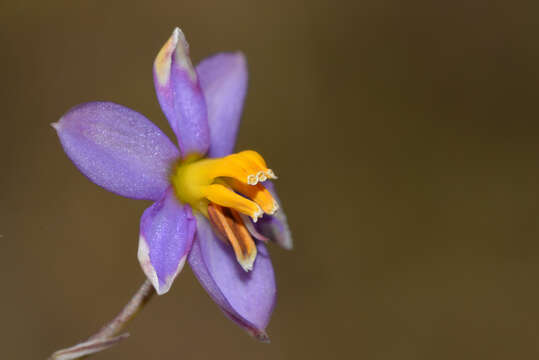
[48, 279, 155, 360]
[89, 280, 155, 340]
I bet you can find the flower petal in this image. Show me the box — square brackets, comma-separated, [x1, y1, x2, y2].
[255, 213, 293, 250]
[196, 52, 248, 158]
[154, 28, 210, 157]
[138, 188, 196, 295]
[53, 102, 179, 200]
[256, 182, 293, 250]
[189, 215, 276, 341]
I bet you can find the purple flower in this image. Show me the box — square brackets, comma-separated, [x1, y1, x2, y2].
[53, 28, 292, 341]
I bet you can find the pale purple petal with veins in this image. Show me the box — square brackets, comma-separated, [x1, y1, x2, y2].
[197, 52, 248, 158]
[189, 215, 276, 341]
[153, 28, 210, 157]
[256, 181, 293, 250]
[138, 187, 196, 295]
[54, 101, 179, 201]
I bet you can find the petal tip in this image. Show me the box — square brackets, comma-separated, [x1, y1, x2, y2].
[51, 121, 60, 131]
[279, 230, 293, 250]
[160, 254, 187, 295]
[154, 28, 181, 86]
[172, 26, 181, 40]
[280, 238, 294, 250]
[172, 29, 196, 81]
[137, 235, 161, 293]
[252, 329, 271, 343]
[231, 51, 247, 65]
[154, 26, 196, 86]
[138, 235, 188, 296]
[172, 27, 187, 48]
[170, 27, 190, 57]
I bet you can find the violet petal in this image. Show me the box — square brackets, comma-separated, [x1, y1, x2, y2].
[53, 101, 179, 201]
[256, 182, 293, 250]
[153, 28, 210, 157]
[197, 52, 248, 158]
[138, 187, 196, 295]
[189, 215, 276, 341]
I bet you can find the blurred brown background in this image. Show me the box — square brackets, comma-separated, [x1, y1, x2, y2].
[2, 0, 539, 359]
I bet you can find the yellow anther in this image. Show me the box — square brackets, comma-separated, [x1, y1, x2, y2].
[203, 184, 263, 222]
[227, 179, 279, 215]
[207, 204, 257, 271]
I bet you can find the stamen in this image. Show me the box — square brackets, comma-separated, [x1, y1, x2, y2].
[257, 171, 267, 182]
[266, 169, 278, 180]
[206, 203, 229, 245]
[235, 150, 268, 170]
[227, 179, 279, 215]
[207, 203, 257, 271]
[208, 151, 274, 185]
[172, 149, 278, 224]
[203, 183, 263, 222]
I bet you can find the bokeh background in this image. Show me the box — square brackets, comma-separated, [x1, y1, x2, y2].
[2, 0, 539, 359]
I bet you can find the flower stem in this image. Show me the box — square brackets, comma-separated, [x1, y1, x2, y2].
[48, 279, 155, 360]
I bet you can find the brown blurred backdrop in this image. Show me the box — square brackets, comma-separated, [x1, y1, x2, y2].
[2, 0, 539, 359]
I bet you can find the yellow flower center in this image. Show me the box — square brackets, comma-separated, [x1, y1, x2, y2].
[171, 150, 278, 271]
[171, 150, 278, 220]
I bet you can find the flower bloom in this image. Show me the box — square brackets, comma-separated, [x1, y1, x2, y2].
[53, 28, 292, 341]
